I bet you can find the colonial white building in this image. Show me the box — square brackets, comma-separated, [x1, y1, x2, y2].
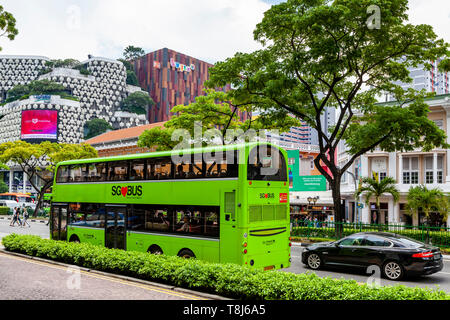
[339, 94, 450, 227]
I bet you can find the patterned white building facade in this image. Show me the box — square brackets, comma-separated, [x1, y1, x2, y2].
[0, 55, 148, 144]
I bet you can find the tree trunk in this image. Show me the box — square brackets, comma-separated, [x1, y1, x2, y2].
[33, 180, 52, 218]
[330, 176, 344, 239]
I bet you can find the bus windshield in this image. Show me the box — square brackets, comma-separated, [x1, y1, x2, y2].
[247, 146, 287, 182]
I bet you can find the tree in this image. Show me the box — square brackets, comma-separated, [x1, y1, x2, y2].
[0, 5, 18, 51]
[406, 185, 449, 227]
[118, 58, 139, 86]
[121, 91, 154, 115]
[138, 89, 300, 151]
[0, 162, 8, 193]
[84, 118, 113, 140]
[356, 173, 399, 224]
[0, 180, 7, 193]
[123, 45, 145, 61]
[0, 141, 98, 216]
[5, 80, 75, 103]
[206, 0, 449, 237]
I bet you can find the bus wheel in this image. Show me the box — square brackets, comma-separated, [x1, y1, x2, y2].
[148, 245, 163, 255]
[69, 235, 80, 243]
[178, 249, 196, 259]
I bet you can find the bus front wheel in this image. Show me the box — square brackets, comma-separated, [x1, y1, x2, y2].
[148, 245, 163, 255]
[69, 235, 80, 243]
[178, 249, 196, 259]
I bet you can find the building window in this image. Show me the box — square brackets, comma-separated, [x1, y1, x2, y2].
[425, 156, 434, 184]
[437, 155, 444, 184]
[433, 119, 444, 130]
[402, 157, 418, 184]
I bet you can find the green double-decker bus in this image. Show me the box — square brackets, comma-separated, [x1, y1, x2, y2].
[50, 142, 291, 270]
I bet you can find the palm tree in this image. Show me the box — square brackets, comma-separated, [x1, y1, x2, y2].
[406, 185, 449, 226]
[356, 173, 400, 225]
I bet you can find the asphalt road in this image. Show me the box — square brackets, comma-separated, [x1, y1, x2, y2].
[285, 245, 450, 292]
[1, 218, 450, 294]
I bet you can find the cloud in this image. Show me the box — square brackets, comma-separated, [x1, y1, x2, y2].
[0, 0, 271, 63]
[0, 0, 447, 64]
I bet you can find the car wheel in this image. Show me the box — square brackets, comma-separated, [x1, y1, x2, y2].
[306, 253, 322, 270]
[383, 261, 404, 281]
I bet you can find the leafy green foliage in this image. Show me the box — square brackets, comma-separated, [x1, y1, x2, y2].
[291, 226, 450, 248]
[123, 45, 145, 60]
[138, 89, 300, 151]
[406, 185, 450, 223]
[120, 91, 154, 115]
[0, 179, 8, 193]
[356, 175, 400, 208]
[45, 59, 80, 69]
[0, 5, 18, 51]
[0, 141, 97, 216]
[206, 0, 449, 230]
[126, 70, 139, 86]
[4, 79, 77, 104]
[84, 118, 113, 140]
[3, 234, 449, 300]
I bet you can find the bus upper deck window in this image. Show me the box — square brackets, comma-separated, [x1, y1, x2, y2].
[247, 146, 287, 182]
[56, 165, 70, 183]
[130, 160, 145, 181]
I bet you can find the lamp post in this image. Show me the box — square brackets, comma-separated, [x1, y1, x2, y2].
[307, 196, 319, 220]
[347, 171, 361, 223]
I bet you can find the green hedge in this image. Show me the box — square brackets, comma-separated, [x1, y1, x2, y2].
[2, 234, 449, 300]
[0, 207, 10, 215]
[292, 226, 450, 248]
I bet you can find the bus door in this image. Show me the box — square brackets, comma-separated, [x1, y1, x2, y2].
[105, 205, 126, 250]
[220, 190, 239, 263]
[51, 204, 68, 241]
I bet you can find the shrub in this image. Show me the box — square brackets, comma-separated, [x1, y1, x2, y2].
[2, 234, 449, 300]
[0, 207, 10, 215]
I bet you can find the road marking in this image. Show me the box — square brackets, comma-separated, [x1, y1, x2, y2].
[0, 252, 206, 300]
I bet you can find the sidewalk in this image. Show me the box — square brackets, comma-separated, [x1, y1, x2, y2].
[0, 215, 48, 224]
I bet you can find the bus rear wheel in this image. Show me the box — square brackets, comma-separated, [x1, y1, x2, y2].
[148, 245, 163, 255]
[178, 249, 196, 259]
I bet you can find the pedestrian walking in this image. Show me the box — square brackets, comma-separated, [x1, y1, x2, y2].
[10, 207, 21, 227]
[9, 207, 17, 226]
[22, 206, 30, 228]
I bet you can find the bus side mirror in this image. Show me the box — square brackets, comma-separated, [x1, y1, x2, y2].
[225, 214, 230, 221]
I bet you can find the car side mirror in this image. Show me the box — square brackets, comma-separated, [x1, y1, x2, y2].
[334, 242, 340, 247]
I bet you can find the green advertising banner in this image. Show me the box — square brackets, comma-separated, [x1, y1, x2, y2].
[297, 175, 326, 191]
[287, 149, 326, 192]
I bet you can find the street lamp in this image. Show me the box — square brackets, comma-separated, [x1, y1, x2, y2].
[347, 171, 361, 223]
[307, 196, 319, 220]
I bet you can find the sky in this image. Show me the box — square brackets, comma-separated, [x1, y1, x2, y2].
[0, 0, 448, 64]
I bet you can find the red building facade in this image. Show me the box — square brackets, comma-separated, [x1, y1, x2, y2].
[133, 48, 246, 124]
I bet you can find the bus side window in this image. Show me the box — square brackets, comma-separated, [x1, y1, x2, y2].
[56, 165, 70, 183]
[152, 158, 172, 180]
[108, 161, 129, 181]
[88, 163, 107, 182]
[130, 160, 145, 181]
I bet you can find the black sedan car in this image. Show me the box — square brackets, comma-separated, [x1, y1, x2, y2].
[301, 232, 443, 280]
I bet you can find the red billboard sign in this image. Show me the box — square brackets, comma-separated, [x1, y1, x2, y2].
[21, 110, 58, 141]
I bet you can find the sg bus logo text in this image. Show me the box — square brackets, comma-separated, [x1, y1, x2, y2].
[111, 186, 143, 197]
